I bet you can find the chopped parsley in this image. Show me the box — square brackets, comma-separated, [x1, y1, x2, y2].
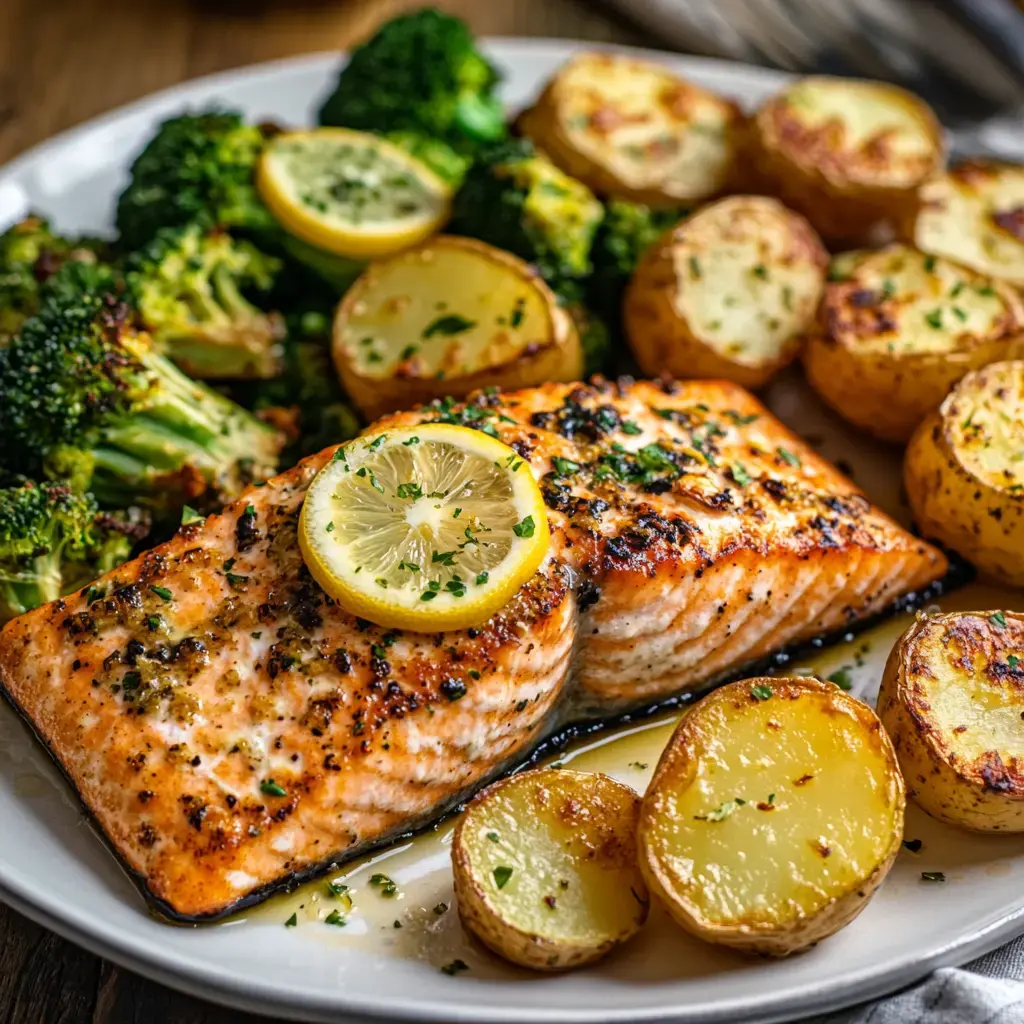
[925, 309, 943, 329]
[369, 873, 398, 897]
[149, 585, 172, 602]
[285, 913, 298, 927]
[476, 571, 489, 586]
[432, 550, 457, 566]
[423, 314, 476, 338]
[552, 457, 581, 476]
[441, 959, 469, 976]
[180, 505, 204, 525]
[486, 831, 500, 843]
[730, 463, 752, 487]
[324, 910, 347, 926]
[396, 481, 423, 500]
[921, 871, 945, 883]
[695, 798, 746, 822]
[493, 865, 514, 889]
[828, 667, 854, 690]
[513, 515, 536, 538]
[260, 779, 287, 798]
[621, 420, 642, 435]
[991, 612, 1008, 629]
[750, 684, 773, 701]
[902, 838, 923, 853]
[399, 560, 420, 572]
[776, 446, 801, 467]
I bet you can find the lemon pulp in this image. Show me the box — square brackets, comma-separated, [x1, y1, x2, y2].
[257, 128, 452, 259]
[298, 425, 550, 631]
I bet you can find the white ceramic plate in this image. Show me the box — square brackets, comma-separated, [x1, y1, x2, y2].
[3, 39, 1024, 1024]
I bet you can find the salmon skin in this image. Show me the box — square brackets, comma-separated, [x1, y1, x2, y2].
[0, 377, 945, 919]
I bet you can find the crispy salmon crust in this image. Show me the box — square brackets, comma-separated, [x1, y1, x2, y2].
[0, 377, 945, 919]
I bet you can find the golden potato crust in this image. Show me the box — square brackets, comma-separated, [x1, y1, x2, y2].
[638, 676, 904, 957]
[804, 245, 1024, 443]
[751, 76, 944, 244]
[518, 51, 744, 206]
[332, 236, 582, 420]
[905, 360, 1024, 586]
[624, 195, 827, 389]
[878, 611, 1024, 831]
[909, 159, 1024, 286]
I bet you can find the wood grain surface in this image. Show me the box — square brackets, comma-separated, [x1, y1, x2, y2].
[0, 1, 656, 1022]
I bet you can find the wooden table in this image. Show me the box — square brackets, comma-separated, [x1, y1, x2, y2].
[0, 1, 655, 1021]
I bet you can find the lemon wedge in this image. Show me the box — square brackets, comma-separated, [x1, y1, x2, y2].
[256, 128, 452, 259]
[299, 425, 550, 632]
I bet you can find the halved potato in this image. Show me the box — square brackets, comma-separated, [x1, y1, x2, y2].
[751, 76, 944, 244]
[638, 677, 904, 957]
[517, 52, 744, 206]
[909, 160, 1024, 286]
[623, 196, 827, 389]
[452, 768, 648, 971]
[804, 245, 1024, 443]
[332, 236, 582, 420]
[878, 610, 1024, 832]
[905, 360, 1024, 586]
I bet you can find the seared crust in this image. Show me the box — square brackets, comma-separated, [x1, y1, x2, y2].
[0, 377, 945, 918]
[751, 76, 944, 243]
[804, 245, 1024, 442]
[878, 611, 1024, 831]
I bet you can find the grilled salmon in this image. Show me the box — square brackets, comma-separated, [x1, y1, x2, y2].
[0, 378, 945, 919]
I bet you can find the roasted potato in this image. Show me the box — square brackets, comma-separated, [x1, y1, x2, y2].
[332, 236, 582, 420]
[909, 160, 1024, 286]
[517, 52, 744, 206]
[638, 677, 904, 957]
[623, 196, 827, 389]
[452, 768, 648, 971]
[750, 76, 944, 244]
[905, 360, 1024, 586]
[804, 245, 1024, 443]
[878, 610, 1024, 832]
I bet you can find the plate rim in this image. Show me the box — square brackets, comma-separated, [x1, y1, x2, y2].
[0, 39, 1014, 1024]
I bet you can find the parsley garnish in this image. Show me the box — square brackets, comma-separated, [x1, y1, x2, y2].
[260, 779, 287, 798]
[513, 515, 536, 538]
[695, 798, 746, 822]
[180, 505, 204, 525]
[991, 612, 1008, 629]
[552, 457, 581, 476]
[750, 684, 773, 701]
[776, 446, 801, 467]
[476, 571, 489, 585]
[285, 913, 298, 927]
[432, 550, 457, 566]
[423, 314, 476, 338]
[828, 667, 853, 690]
[441, 959, 469, 976]
[396, 481, 423, 500]
[149, 585, 172, 602]
[324, 910, 347, 926]
[493, 866, 514, 889]
[921, 871, 945, 882]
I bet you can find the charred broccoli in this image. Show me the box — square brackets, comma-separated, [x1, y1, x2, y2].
[0, 270, 284, 514]
[0, 216, 101, 344]
[450, 138, 603, 292]
[318, 8, 505, 149]
[589, 199, 689, 325]
[0, 478, 144, 623]
[124, 223, 285, 379]
[115, 111, 275, 251]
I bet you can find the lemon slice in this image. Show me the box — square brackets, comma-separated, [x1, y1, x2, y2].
[256, 128, 452, 259]
[299, 425, 550, 632]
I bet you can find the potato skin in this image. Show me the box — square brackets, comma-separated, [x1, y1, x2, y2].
[750, 77, 944, 245]
[803, 247, 1024, 443]
[452, 769, 648, 972]
[638, 677, 904, 957]
[624, 196, 827, 390]
[878, 611, 1024, 832]
[518, 52, 744, 206]
[904, 361, 1024, 586]
[905, 160, 1024, 286]
[332, 237, 582, 421]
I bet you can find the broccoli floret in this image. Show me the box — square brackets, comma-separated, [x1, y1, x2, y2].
[124, 224, 285, 380]
[0, 216, 101, 344]
[115, 111, 275, 251]
[450, 138, 604, 291]
[384, 131, 470, 186]
[0, 479, 144, 623]
[318, 8, 505, 149]
[0, 278, 285, 515]
[589, 200, 689, 325]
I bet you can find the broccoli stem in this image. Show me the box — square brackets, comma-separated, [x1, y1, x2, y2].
[0, 562, 62, 621]
[89, 341, 282, 509]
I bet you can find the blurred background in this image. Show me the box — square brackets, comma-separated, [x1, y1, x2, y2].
[3, 0, 1024, 168]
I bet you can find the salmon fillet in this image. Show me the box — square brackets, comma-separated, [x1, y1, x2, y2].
[0, 378, 945, 919]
